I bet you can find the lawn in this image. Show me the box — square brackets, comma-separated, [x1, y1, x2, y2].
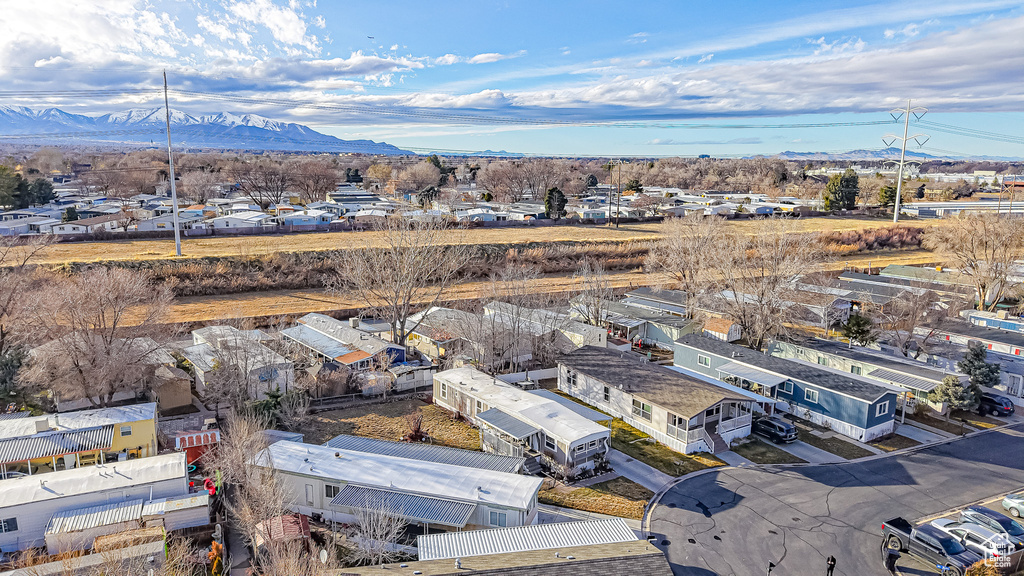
[304, 398, 480, 450]
[731, 439, 807, 465]
[906, 412, 977, 436]
[868, 433, 922, 452]
[950, 410, 1006, 430]
[609, 419, 724, 477]
[538, 477, 653, 520]
[797, 430, 875, 460]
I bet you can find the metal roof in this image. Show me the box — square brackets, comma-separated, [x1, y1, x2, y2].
[323, 434, 524, 474]
[0, 412, 31, 421]
[141, 493, 210, 517]
[868, 368, 941, 392]
[46, 499, 144, 534]
[527, 390, 610, 422]
[476, 408, 541, 440]
[329, 484, 475, 528]
[0, 425, 114, 464]
[716, 361, 788, 387]
[281, 324, 353, 360]
[0, 403, 156, 441]
[417, 518, 638, 560]
[258, 442, 542, 512]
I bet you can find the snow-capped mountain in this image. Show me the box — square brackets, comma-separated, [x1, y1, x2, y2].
[0, 106, 410, 155]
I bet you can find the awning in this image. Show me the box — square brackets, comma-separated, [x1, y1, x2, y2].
[0, 425, 114, 465]
[330, 485, 476, 528]
[717, 362, 788, 387]
[868, 368, 940, 392]
[476, 408, 540, 440]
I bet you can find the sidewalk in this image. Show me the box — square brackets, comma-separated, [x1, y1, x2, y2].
[606, 449, 674, 492]
[895, 422, 947, 443]
[774, 440, 845, 464]
[717, 450, 755, 467]
[902, 419, 958, 439]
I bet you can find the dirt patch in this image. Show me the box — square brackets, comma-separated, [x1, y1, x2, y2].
[304, 398, 480, 450]
[538, 477, 651, 519]
[869, 433, 922, 452]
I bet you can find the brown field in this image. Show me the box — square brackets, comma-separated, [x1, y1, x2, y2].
[150, 246, 938, 324]
[538, 477, 653, 519]
[19, 216, 948, 266]
[304, 398, 480, 449]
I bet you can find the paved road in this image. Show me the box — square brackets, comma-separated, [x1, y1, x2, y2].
[648, 423, 1024, 576]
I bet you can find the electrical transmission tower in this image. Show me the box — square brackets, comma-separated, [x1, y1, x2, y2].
[882, 100, 928, 223]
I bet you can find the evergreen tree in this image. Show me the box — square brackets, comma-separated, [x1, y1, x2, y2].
[841, 314, 877, 347]
[62, 206, 79, 222]
[623, 179, 644, 194]
[824, 168, 859, 210]
[544, 187, 567, 220]
[933, 376, 972, 422]
[957, 341, 1001, 389]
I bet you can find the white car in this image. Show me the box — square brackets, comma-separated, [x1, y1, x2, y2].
[932, 518, 1016, 559]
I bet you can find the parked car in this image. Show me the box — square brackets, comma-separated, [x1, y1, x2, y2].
[931, 518, 1015, 559]
[960, 506, 1024, 550]
[1003, 494, 1024, 518]
[978, 393, 1015, 417]
[752, 416, 798, 444]
[882, 517, 983, 576]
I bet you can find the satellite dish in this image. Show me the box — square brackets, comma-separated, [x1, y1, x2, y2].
[319, 549, 328, 565]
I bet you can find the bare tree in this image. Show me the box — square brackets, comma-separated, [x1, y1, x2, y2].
[0, 236, 53, 380]
[232, 161, 291, 209]
[397, 162, 441, 193]
[478, 161, 531, 203]
[572, 258, 612, 327]
[645, 212, 727, 317]
[876, 287, 966, 358]
[327, 218, 471, 351]
[178, 170, 221, 204]
[351, 503, 408, 566]
[19, 268, 173, 407]
[712, 218, 828, 350]
[291, 158, 339, 204]
[923, 214, 1024, 311]
[365, 163, 394, 192]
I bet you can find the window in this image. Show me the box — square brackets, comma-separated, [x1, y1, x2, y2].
[1009, 374, 1022, 397]
[588, 440, 598, 450]
[667, 413, 687, 440]
[0, 518, 17, 533]
[305, 484, 314, 505]
[805, 389, 819, 403]
[780, 381, 793, 394]
[698, 354, 711, 367]
[850, 365, 862, 376]
[567, 371, 578, 388]
[876, 401, 889, 417]
[632, 399, 652, 421]
[603, 386, 610, 402]
[817, 356, 828, 366]
[120, 425, 132, 437]
[476, 399, 484, 414]
[544, 436, 556, 451]
[489, 511, 507, 527]
[406, 373, 415, 381]
[439, 382, 447, 399]
[325, 485, 340, 499]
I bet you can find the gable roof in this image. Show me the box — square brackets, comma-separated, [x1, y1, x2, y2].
[558, 346, 748, 418]
[676, 335, 894, 403]
[0, 403, 157, 441]
[323, 434, 524, 474]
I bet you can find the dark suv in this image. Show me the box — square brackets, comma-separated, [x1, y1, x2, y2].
[752, 416, 798, 444]
[978, 393, 1015, 417]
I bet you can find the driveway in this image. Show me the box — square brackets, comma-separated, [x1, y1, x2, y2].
[895, 422, 946, 444]
[607, 449, 674, 492]
[648, 423, 1024, 576]
[773, 439, 845, 463]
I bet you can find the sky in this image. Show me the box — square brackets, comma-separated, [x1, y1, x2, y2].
[0, 0, 1023, 158]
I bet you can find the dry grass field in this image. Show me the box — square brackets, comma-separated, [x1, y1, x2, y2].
[304, 398, 481, 449]
[19, 216, 948, 265]
[538, 477, 653, 519]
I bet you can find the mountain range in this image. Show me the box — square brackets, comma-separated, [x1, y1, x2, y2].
[0, 106, 411, 155]
[762, 148, 1021, 162]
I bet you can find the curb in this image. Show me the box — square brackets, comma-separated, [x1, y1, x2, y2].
[642, 420, 1024, 538]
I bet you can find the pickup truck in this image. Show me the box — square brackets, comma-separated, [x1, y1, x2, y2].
[882, 517, 983, 576]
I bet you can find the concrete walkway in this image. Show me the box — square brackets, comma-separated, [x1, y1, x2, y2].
[903, 418, 958, 439]
[716, 450, 755, 467]
[895, 422, 946, 444]
[607, 449, 674, 492]
[536, 503, 642, 533]
[774, 440, 845, 463]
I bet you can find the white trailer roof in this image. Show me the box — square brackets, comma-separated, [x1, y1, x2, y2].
[0, 403, 157, 440]
[417, 518, 638, 560]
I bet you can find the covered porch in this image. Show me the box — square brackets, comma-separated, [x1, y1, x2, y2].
[668, 399, 754, 454]
[716, 361, 787, 415]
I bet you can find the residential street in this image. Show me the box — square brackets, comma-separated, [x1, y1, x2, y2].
[648, 423, 1024, 576]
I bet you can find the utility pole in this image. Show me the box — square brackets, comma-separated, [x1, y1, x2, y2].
[163, 70, 182, 257]
[615, 162, 622, 229]
[883, 100, 928, 223]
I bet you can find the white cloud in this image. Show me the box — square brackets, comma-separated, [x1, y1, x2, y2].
[627, 32, 648, 44]
[313, 15, 326, 28]
[808, 36, 865, 56]
[698, 53, 713, 64]
[434, 54, 461, 65]
[228, 0, 318, 51]
[468, 50, 526, 64]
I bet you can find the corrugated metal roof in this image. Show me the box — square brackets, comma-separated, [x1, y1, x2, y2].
[330, 484, 475, 528]
[141, 493, 209, 517]
[323, 434, 524, 474]
[0, 425, 114, 464]
[528, 390, 610, 422]
[0, 403, 156, 441]
[0, 412, 31, 421]
[476, 408, 540, 440]
[717, 361, 788, 387]
[868, 368, 940, 392]
[417, 518, 638, 560]
[281, 324, 354, 360]
[46, 499, 144, 534]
